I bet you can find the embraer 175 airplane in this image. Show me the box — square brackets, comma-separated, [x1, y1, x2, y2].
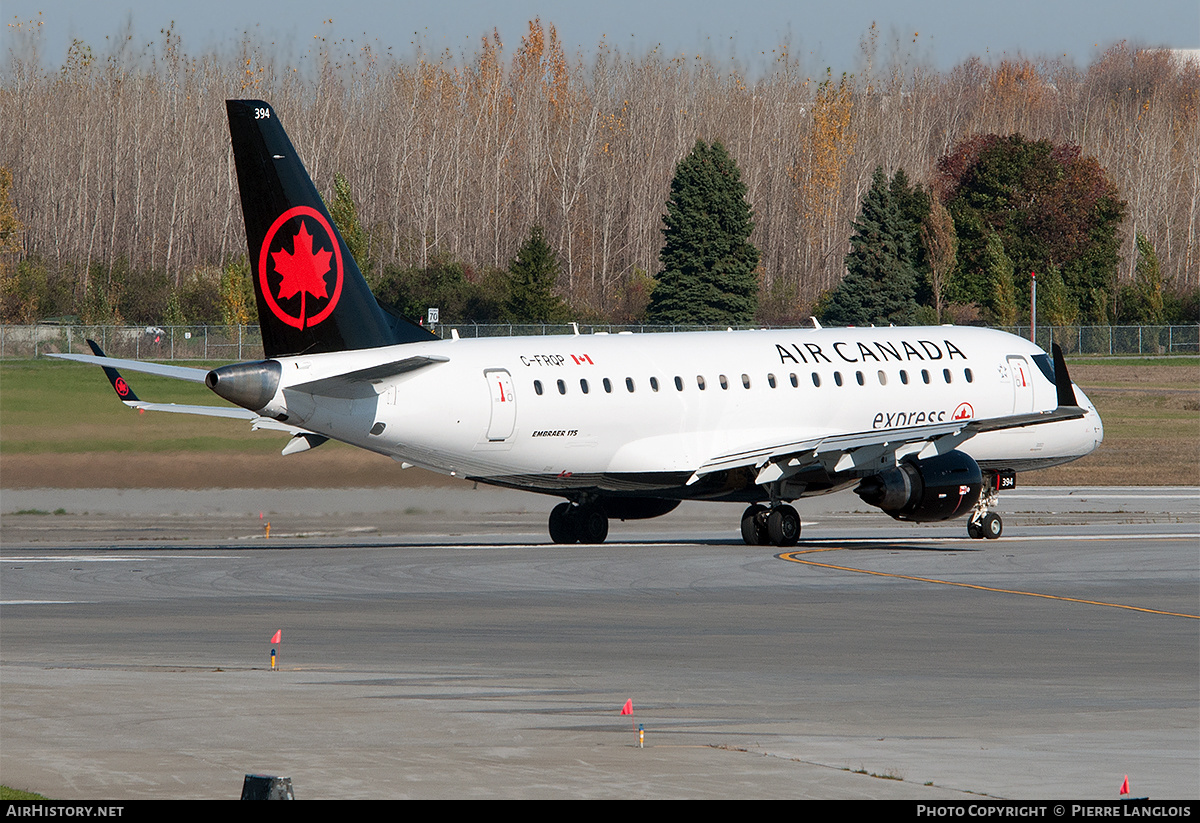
[54, 100, 1104, 546]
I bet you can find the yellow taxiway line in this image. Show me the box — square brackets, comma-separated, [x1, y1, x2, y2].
[778, 545, 1200, 620]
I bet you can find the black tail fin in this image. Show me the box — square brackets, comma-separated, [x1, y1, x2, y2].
[226, 100, 432, 358]
[86, 339, 140, 402]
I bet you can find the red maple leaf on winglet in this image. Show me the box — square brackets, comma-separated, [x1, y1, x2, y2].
[271, 220, 332, 301]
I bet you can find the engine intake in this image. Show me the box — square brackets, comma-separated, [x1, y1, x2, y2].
[855, 451, 983, 522]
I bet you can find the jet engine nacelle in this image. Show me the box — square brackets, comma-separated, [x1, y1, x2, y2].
[206, 360, 282, 414]
[854, 451, 983, 522]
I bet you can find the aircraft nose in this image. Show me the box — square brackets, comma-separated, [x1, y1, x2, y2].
[1077, 388, 1103, 450]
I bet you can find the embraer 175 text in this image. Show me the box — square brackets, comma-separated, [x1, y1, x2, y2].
[54, 100, 1104, 546]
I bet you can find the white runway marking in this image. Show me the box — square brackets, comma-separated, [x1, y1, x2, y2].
[2, 600, 81, 605]
[1005, 493, 1198, 500]
[3, 555, 234, 562]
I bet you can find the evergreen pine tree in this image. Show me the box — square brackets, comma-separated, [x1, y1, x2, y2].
[983, 234, 1018, 325]
[218, 258, 255, 327]
[1129, 233, 1165, 324]
[504, 225, 568, 322]
[647, 140, 759, 324]
[821, 166, 920, 326]
[888, 168, 931, 275]
[1037, 264, 1078, 328]
[326, 173, 374, 284]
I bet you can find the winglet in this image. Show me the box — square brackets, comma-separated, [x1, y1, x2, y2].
[1050, 343, 1079, 408]
[86, 339, 140, 403]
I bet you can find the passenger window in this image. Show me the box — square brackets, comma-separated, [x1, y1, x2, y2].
[603, 378, 613, 393]
[877, 370, 887, 386]
[580, 378, 589, 394]
[943, 368, 952, 383]
[534, 380, 543, 395]
[719, 374, 729, 390]
[557, 379, 566, 395]
[674, 376, 684, 391]
[834, 372, 843, 387]
[899, 370, 909, 385]
[650, 376, 660, 392]
[697, 375, 707, 390]
[811, 372, 821, 387]
[626, 377, 635, 392]
[921, 369, 930, 384]
[742, 374, 751, 389]
[964, 368, 973, 383]
[790, 373, 798, 388]
[855, 371, 864, 386]
[768, 374, 777, 388]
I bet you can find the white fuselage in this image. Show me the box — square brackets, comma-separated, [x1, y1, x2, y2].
[257, 325, 1102, 500]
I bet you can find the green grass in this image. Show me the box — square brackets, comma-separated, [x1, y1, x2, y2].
[1, 785, 48, 800]
[1, 359, 277, 454]
[1072, 356, 1200, 365]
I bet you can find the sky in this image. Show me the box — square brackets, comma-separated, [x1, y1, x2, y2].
[4, 0, 1199, 75]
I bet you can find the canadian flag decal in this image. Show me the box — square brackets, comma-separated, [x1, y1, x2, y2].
[571, 354, 593, 365]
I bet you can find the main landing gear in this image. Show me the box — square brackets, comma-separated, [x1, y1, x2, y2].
[741, 503, 801, 547]
[548, 501, 609, 544]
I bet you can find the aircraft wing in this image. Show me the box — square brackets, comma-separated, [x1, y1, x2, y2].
[689, 343, 1086, 486]
[688, 420, 962, 483]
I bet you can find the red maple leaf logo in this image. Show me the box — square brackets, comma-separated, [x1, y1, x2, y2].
[258, 207, 344, 330]
[270, 221, 331, 301]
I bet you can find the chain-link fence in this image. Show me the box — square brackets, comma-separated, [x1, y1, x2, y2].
[994, 325, 1200, 356]
[1, 324, 265, 361]
[3, 322, 1197, 360]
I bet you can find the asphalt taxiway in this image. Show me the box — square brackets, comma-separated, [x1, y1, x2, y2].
[1, 487, 1197, 799]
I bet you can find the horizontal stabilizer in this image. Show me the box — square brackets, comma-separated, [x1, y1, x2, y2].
[48, 352, 209, 383]
[127, 401, 259, 420]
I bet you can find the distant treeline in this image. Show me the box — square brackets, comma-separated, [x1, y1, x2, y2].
[1, 19, 1197, 325]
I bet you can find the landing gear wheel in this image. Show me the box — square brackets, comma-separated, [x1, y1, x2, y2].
[576, 504, 609, 544]
[967, 519, 984, 539]
[767, 505, 801, 547]
[548, 502, 578, 544]
[981, 512, 1002, 539]
[741, 504, 768, 546]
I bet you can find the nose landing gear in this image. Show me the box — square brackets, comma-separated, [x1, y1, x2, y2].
[967, 471, 1012, 539]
